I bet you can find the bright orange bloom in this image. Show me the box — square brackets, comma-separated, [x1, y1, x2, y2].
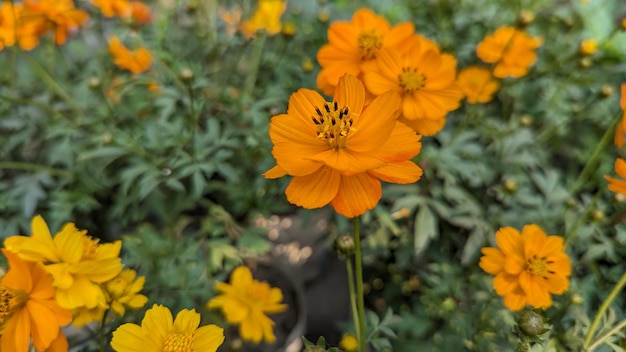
[362, 35, 463, 135]
[91, 0, 130, 17]
[605, 158, 626, 194]
[129, 1, 151, 24]
[614, 84, 626, 147]
[264, 74, 423, 218]
[0, 1, 20, 50]
[479, 224, 571, 311]
[456, 66, 501, 104]
[20, 0, 89, 47]
[579, 39, 597, 56]
[240, 0, 286, 39]
[0, 249, 72, 352]
[476, 26, 542, 78]
[316, 8, 415, 96]
[208, 266, 287, 344]
[108, 36, 152, 74]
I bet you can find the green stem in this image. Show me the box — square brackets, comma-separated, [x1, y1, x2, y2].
[583, 271, 626, 349]
[242, 32, 267, 99]
[571, 111, 621, 195]
[345, 255, 362, 347]
[100, 308, 110, 352]
[0, 161, 73, 179]
[352, 217, 366, 352]
[586, 318, 626, 351]
[564, 189, 602, 244]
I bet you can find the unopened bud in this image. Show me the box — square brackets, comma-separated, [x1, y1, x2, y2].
[88, 77, 101, 89]
[503, 179, 518, 193]
[520, 115, 533, 127]
[518, 10, 535, 27]
[180, 68, 194, 82]
[599, 84, 614, 98]
[334, 235, 355, 256]
[518, 310, 545, 337]
[579, 57, 593, 68]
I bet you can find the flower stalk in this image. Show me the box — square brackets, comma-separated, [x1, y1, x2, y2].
[583, 270, 626, 350]
[352, 217, 367, 352]
[242, 31, 267, 99]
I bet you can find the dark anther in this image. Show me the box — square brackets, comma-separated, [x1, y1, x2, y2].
[315, 107, 323, 117]
[333, 101, 338, 111]
[548, 270, 555, 274]
[312, 117, 320, 124]
[331, 118, 336, 125]
[324, 104, 331, 113]
[546, 261, 554, 264]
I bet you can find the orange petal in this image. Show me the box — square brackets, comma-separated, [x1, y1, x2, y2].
[519, 271, 552, 309]
[309, 148, 386, 176]
[504, 252, 525, 275]
[27, 300, 62, 350]
[333, 74, 365, 116]
[495, 227, 523, 257]
[367, 161, 422, 184]
[348, 91, 401, 152]
[331, 173, 381, 218]
[502, 290, 527, 311]
[398, 115, 446, 136]
[263, 165, 287, 179]
[285, 166, 340, 209]
[478, 247, 505, 275]
[1, 249, 33, 293]
[1, 309, 30, 352]
[493, 272, 519, 295]
[368, 122, 421, 162]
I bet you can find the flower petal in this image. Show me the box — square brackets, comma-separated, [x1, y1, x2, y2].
[347, 91, 401, 152]
[367, 161, 422, 184]
[331, 173, 381, 218]
[495, 227, 524, 257]
[173, 309, 201, 333]
[333, 74, 365, 116]
[111, 323, 145, 352]
[285, 166, 340, 209]
[519, 271, 552, 309]
[193, 324, 225, 352]
[479, 247, 505, 275]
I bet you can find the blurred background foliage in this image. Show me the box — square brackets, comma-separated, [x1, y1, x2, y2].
[2, 0, 626, 351]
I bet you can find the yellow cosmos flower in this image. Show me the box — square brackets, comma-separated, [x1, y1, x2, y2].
[73, 268, 148, 326]
[0, 249, 72, 352]
[241, 0, 286, 38]
[605, 158, 626, 195]
[263, 74, 423, 218]
[579, 39, 598, 56]
[456, 66, 501, 104]
[362, 34, 463, 135]
[207, 266, 287, 344]
[476, 26, 543, 78]
[111, 304, 225, 352]
[316, 8, 415, 96]
[339, 333, 359, 352]
[613, 83, 626, 147]
[4, 215, 123, 310]
[479, 224, 571, 311]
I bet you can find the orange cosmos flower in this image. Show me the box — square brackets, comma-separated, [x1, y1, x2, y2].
[456, 66, 501, 104]
[479, 224, 571, 311]
[316, 8, 415, 96]
[240, 0, 286, 39]
[0, 1, 19, 50]
[20, 0, 89, 47]
[362, 35, 463, 135]
[476, 26, 542, 78]
[605, 158, 626, 194]
[108, 36, 152, 74]
[91, 0, 130, 17]
[614, 83, 626, 147]
[264, 74, 423, 218]
[0, 249, 72, 352]
[219, 6, 242, 36]
[129, 1, 151, 24]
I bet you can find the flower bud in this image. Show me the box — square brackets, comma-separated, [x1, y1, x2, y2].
[334, 235, 355, 256]
[599, 84, 614, 98]
[579, 57, 592, 68]
[518, 310, 544, 337]
[518, 10, 535, 27]
[503, 179, 518, 193]
[520, 115, 533, 127]
[591, 209, 605, 221]
[180, 68, 194, 82]
[88, 77, 101, 89]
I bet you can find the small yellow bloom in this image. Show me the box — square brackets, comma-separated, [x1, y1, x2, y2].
[111, 304, 225, 352]
[339, 333, 359, 352]
[208, 266, 288, 344]
[281, 21, 296, 36]
[241, 0, 286, 38]
[4, 215, 123, 310]
[302, 58, 314, 71]
[579, 39, 597, 56]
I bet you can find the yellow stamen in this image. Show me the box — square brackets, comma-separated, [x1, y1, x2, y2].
[357, 30, 383, 60]
[527, 255, 551, 278]
[82, 236, 99, 259]
[398, 67, 426, 94]
[311, 101, 355, 149]
[163, 332, 193, 352]
[0, 283, 29, 333]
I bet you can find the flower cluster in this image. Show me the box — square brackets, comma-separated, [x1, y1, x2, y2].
[317, 8, 463, 136]
[479, 224, 571, 311]
[457, 24, 542, 104]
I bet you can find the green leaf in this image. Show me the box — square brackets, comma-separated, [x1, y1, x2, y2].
[414, 205, 438, 256]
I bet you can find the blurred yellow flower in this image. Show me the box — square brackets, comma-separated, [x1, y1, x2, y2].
[0, 249, 72, 352]
[613, 83, 626, 147]
[208, 266, 288, 344]
[339, 333, 359, 352]
[362, 34, 463, 135]
[479, 224, 571, 311]
[4, 215, 123, 310]
[73, 268, 148, 326]
[111, 304, 225, 352]
[456, 66, 501, 104]
[108, 36, 153, 74]
[241, 0, 286, 38]
[263, 74, 423, 218]
[477, 26, 542, 78]
[579, 39, 597, 56]
[605, 158, 626, 194]
[316, 8, 415, 96]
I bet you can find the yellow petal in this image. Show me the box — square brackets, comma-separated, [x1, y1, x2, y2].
[192, 324, 225, 352]
[111, 323, 145, 352]
[141, 304, 171, 348]
[172, 309, 200, 333]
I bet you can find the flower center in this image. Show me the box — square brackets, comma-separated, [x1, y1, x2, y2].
[398, 67, 426, 94]
[0, 283, 28, 333]
[357, 30, 383, 60]
[163, 332, 193, 352]
[526, 255, 551, 278]
[312, 101, 355, 149]
[247, 281, 271, 300]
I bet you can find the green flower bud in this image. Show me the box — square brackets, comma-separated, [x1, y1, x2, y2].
[518, 311, 544, 337]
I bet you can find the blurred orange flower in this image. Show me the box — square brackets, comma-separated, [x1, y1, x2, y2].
[264, 74, 422, 218]
[479, 224, 571, 311]
[108, 36, 152, 74]
[129, 1, 151, 24]
[362, 35, 463, 135]
[477, 26, 542, 78]
[605, 158, 626, 194]
[613, 83, 626, 147]
[316, 8, 415, 96]
[219, 6, 242, 36]
[240, 0, 286, 39]
[0, 1, 20, 50]
[20, 0, 89, 47]
[91, 0, 130, 17]
[456, 66, 501, 104]
[0, 249, 72, 352]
